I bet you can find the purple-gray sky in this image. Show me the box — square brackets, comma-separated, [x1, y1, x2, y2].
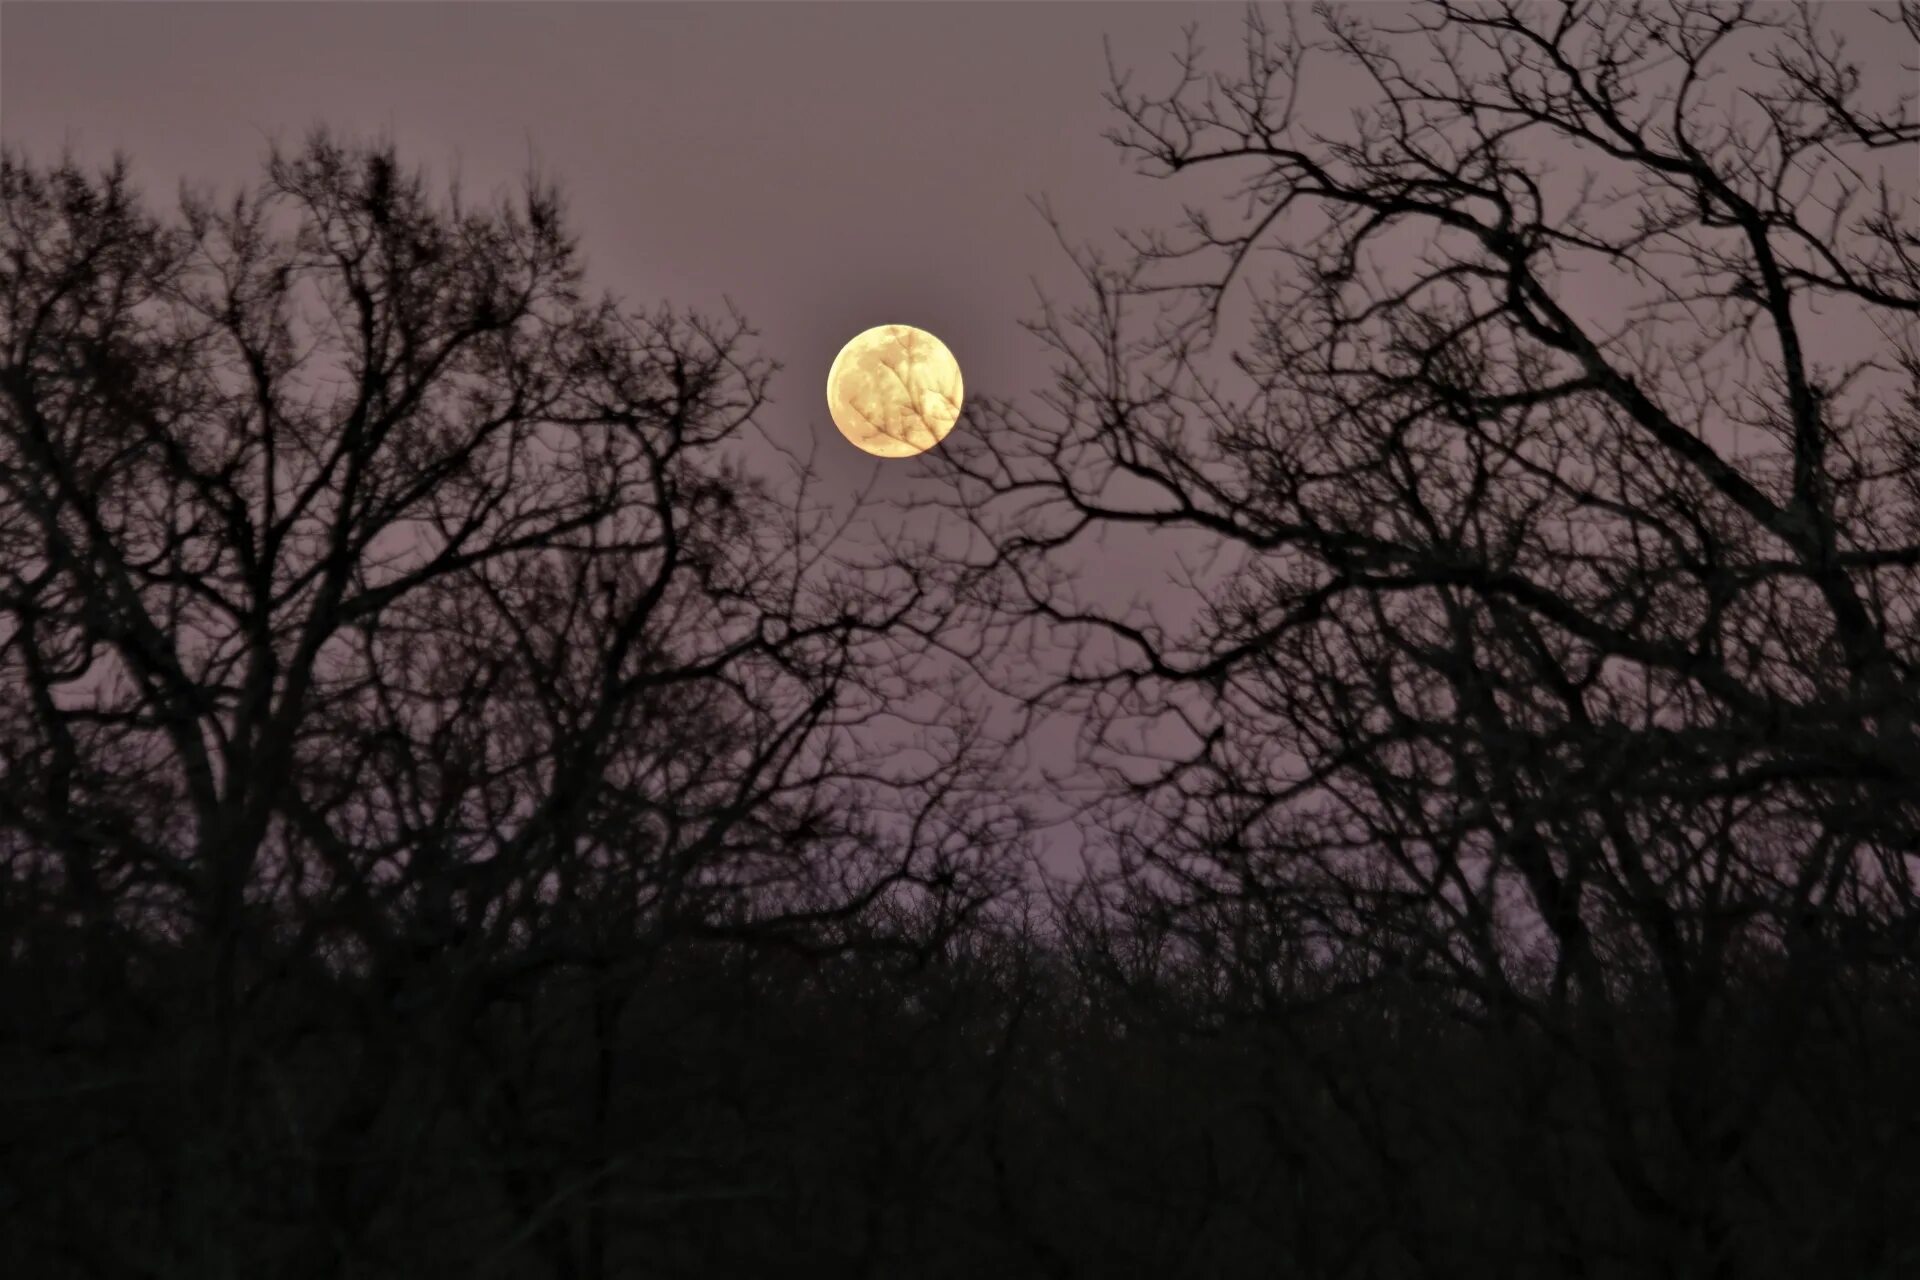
[7, 0, 1910, 870]
[2, 1, 1290, 498]
[1, 1, 1302, 866]
[6, 0, 1907, 510]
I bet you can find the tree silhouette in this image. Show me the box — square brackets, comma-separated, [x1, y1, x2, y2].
[0, 136, 1019, 1278]
[935, 2, 1920, 1274]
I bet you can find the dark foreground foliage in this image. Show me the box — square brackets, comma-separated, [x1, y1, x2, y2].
[2, 915, 1918, 1278]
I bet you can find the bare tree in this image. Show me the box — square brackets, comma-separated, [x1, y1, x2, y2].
[0, 136, 1019, 1278]
[934, 3, 1920, 1274]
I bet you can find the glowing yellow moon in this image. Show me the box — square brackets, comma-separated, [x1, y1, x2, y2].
[825, 324, 964, 458]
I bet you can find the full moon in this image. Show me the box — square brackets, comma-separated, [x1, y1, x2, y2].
[825, 324, 964, 458]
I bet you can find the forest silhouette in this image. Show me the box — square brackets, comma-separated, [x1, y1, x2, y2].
[3, 4, 1919, 1277]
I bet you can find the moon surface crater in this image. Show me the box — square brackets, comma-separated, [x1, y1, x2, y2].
[826, 324, 964, 458]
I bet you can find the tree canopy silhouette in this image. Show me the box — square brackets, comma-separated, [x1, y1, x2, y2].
[933, 2, 1920, 1273]
[1, 135, 1019, 1277]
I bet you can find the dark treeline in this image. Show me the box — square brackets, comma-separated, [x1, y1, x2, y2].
[7, 899, 1917, 1278]
[5, 3, 1920, 1277]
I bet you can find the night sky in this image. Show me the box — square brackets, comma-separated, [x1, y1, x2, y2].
[7, 0, 1907, 867]
[4, 2, 1277, 870]
[6, 2, 1269, 500]
[9, 0, 1903, 487]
